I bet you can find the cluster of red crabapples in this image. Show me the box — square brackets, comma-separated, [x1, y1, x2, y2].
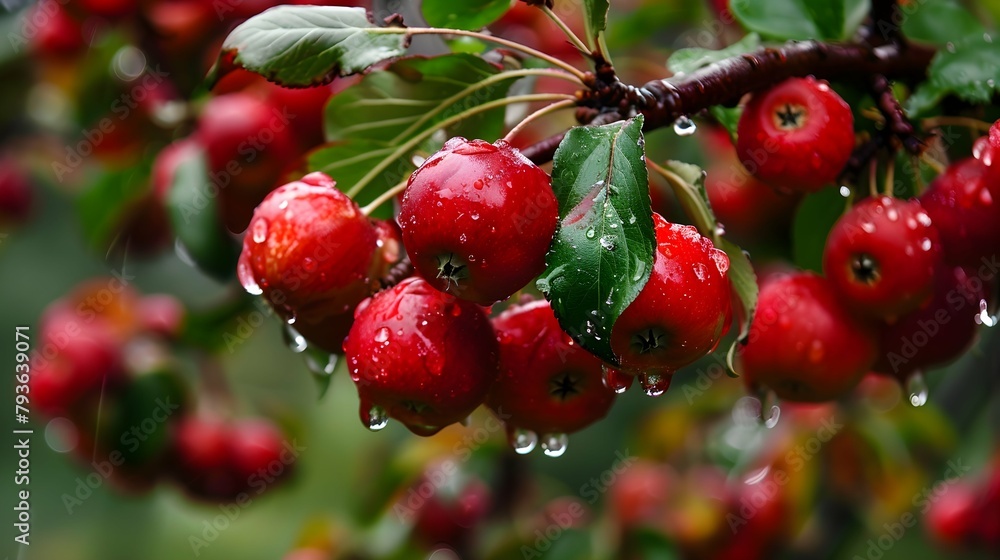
[238, 137, 734, 454]
[727, 77, 999, 405]
[28, 279, 296, 501]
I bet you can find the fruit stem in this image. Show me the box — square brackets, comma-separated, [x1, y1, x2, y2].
[343, 93, 575, 199]
[503, 99, 577, 143]
[921, 115, 994, 133]
[540, 5, 592, 55]
[391, 68, 584, 145]
[868, 158, 879, 198]
[361, 178, 409, 216]
[919, 152, 947, 175]
[402, 28, 590, 82]
[883, 158, 895, 197]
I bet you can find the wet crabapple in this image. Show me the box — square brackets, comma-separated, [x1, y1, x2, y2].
[343, 277, 499, 436]
[873, 265, 992, 380]
[486, 299, 628, 445]
[741, 272, 877, 402]
[609, 213, 732, 383]
[399, 137, 558, 305]
[197, 92, 298, 232]
[238, 172, 383, 348]
[919, 157, 1000, 268]
[823, 196, 942, 319]
[736, 77, 855, 192]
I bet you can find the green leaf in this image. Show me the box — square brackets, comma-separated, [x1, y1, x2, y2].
[730, 0, 869, 41]
[906, 33, 1000, 116]
[709, 105, 742, 143]
[76, 167, 150, 252]
[584, 0, 611, 43]
[422, 0, 511, 31]
[316, 54, 520, 207]
[791, 187, 847, 273]
[901, 0, 984, 46]
[165, 149, 241, 281]
[658, 160, 718, 240]
[667, 33, 761, 76]
[537, 116, 655, 365]
[719, 238, 757, 377]
[213, 6, 408, 87]
[325, 54, 516, 144]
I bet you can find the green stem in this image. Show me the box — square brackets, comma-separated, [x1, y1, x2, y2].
[361, 178, 408, 216]
[647, 159, 720, 245]
[503, 99, 576, 143]
[391, 68, 582, 144]
[541, 6, 591, 54]
[389, 27, 590, 82]
[345, 93, 576, 198]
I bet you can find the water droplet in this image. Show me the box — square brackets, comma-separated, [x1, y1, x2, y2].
[459, 233, 468, 243]
[284, 325, 308, 353]
[639, 372, 670, 397]
[673, 116, 697, 136]
[601, 366, 631, 394]
[473, 179, 484, 190]
[762, 389, 780, 428]
[984, 33, 993, 43]
[628, 213, 637, 224]
[374, 326, 391, 343]
[237, 261, 263, 295]
[839, 185, 851, 197]
[252, 219, 268, 243]
[945, 42, 956, 53]
[920, 238, 933, 251]
[540, 433, 569, 457]
[906, 371, 928, 407]
[366, 405, 389, 431]
[692, 262, 708, 281]
[886, 208, 899, 222]
[916, 212, 932, 227]
[632, 257, 647, 282]
[304, 350, 338, 375]
[861, 222, 876, 234]
[470, 212, 479, 220]
[511, 428, 538, 454]
[586, 228, 596, 239]
[976, 299, 997, 327]
[599, 235, 616, 250]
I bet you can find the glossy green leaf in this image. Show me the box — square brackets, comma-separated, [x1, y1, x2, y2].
[165, 150, 241, 281]
[316, 54, 520, 207]
[537, 116, 655, 365]
[730, 0, 868, 41]
[667, 33, 760, 75]
[719, 238, 757, 377]
[906, 33, 1000, 116]
[212, 6, 408, 87]
[585, 0, 611, 43]
[422, 0, 511, 31]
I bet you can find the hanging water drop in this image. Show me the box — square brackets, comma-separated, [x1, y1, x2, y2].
[284, 324, 308, 353]
[762, 389, 781, 428]
[976, 298, 997, 327]
[540, 433, 569, 457]
[673, 116, 697, 136]
[906, 371, 928, 407]
[639, 372, 670, 397]
[305, 349, 338, 376]
[251, 219, 268, 243]
[366, 405, 389, 431]
[839, 185, 851, 197]
[601, 365, 631, 394]
[511, 428, 538, 454]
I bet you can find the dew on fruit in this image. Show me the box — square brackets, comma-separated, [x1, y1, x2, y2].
[860, 221, 876, 234]
[839, 186, 851, 197]
[906, 371, 929, 407]
[237, 261, 263, 295]
[673, 116, 697, 136]
[540, 433, 569, 457]
[692, 262, 708, 281]
[283, 324, 308, 353]
[374, 326, 391, 344]
[976, 299, 997, 327]
[639, 372, 670, 397]
[459, 233, 467, 243]
[762, 390, 781, 429]
[511, 428, 538, 454]
[601, 365, 631, 394]
[470, 212, 479, 220]
[366, 405, 389, 431]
